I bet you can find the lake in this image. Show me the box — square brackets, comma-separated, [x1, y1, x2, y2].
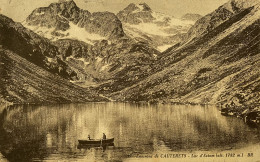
[0, 103, 259, 162]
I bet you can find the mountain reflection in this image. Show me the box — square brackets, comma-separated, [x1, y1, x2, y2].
[0, 103, 259, 161]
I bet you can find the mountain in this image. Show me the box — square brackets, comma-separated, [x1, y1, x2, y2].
[117, 3, 196, 52]
[2, 0, 259, 108]
[0, 14, 106, 104]
[117, 3, 153, 24]
[24, 0, 160, 92]
[23, 0, 125, 44]
[184, 0, 259, 42]
[108, 0, 260, 107]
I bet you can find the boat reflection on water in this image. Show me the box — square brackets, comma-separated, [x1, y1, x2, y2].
[78, 138, 114, 145]
[77, 143, 115, 151]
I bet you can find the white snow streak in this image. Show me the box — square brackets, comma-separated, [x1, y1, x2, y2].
[157, 45, 172, 52]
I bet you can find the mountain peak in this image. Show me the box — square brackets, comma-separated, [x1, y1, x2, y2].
[138, 3, 152, 11]
[50, 0, 79, 10]
[117, 2, 154, 24]
[58, 0, 77, 5]
[124, 2, 152, 13]
[25, 0, 125, 41]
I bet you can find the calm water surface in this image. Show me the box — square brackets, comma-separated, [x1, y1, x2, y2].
[0, 103, 259, 161]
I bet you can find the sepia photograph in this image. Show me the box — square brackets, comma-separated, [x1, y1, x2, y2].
[0, 0, 260, 161]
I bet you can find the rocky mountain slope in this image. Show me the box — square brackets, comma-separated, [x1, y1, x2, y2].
[54, 38, 159, 91]
[0, 14, 106, 104]
[117, 3, 199, 52]
[0, 14, 77, 80]
[184, 0, 259, 42]
[109, 0, 260, 107]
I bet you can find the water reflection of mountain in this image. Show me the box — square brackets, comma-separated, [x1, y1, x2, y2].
[0, 103, 259, 161]
[0, 105, 52, 161]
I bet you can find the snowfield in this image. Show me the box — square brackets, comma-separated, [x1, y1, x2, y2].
[23, 22, 106, 45]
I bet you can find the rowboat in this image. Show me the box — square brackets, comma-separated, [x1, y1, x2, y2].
[78, 138, 114, 145]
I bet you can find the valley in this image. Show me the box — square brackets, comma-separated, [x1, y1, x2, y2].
[0, 1, 260, 161]
[0, 0, 259, 114]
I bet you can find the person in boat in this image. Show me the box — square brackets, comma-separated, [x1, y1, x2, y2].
[103, 133, 106, 140]
[88, 135, 91, 140]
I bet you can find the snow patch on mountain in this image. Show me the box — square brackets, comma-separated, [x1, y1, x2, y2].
[35, 12, 45, 16]
[132, 4, 144, 13]
[66, 56, 91, 66]
[23, 22, 106, 44]
[123, 26, 143, 38]
[118, 3, 196, 51]
[65, 22, 106, 44]
[96, 57, 103, 63]
[100, 64, 110, 71]
[125, 23, 171, 36]
[23, 23, 55, 40]
[152, 12, 194, 26]
[123, 13, 194, 37]
[157, 45, 173, 52]
[117, 3, 198, 51]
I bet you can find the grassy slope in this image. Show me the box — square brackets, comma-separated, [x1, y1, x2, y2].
[0, 49, 106, 104]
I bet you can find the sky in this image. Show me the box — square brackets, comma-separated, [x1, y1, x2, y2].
[0, 0, 229, 22]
